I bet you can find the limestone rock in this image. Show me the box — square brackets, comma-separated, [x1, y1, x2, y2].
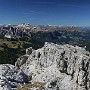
[15, 47, 34, 68]
[15, 54, 29, 67]
[0, 64, 29, 90]
[26, 47, 34, 55]
[20, 42, 90, 90]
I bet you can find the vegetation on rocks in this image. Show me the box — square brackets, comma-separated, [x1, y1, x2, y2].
[16, 82, 46, 90]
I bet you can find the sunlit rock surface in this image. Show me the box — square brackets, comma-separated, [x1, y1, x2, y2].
[0, 64, 29, 90]
[1, 42, 90, 90]
[20, 42, 90, 90]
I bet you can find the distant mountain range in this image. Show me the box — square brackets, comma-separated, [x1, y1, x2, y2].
[79, 27, 90, 30]
[0, 23, 90, 65]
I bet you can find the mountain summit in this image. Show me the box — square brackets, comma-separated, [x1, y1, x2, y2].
[0, 42, 90, 90]
[17, 42, 90, 90]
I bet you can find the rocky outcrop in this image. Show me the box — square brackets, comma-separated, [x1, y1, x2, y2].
[15, 55, 29, 67]
[0, 64, 29, 90]
[15, 47, 34, 67]
[26, 47, 34, 55]
[1, 42, 90, 90]
[20, 42, 90, 90]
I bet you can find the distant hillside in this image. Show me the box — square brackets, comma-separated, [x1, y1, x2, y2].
[0, 24, 90, 64]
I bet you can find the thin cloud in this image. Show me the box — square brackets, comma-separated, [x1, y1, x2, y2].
[32, 1, 90, 8]
[22, 10, 46, 15]
[32, 1, 56, 4]
[58, 4, 90, 8]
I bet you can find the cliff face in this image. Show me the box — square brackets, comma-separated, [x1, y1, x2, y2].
[16, 42, 90, 90]
[0, 42, 90, 90]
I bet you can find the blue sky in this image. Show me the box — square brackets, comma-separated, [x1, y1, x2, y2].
[0, 0, 90, 26]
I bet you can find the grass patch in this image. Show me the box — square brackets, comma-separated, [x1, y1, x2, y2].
[0, 39, 32, 64]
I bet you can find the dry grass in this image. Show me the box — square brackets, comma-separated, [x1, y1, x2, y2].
[16, 82, 46, 90]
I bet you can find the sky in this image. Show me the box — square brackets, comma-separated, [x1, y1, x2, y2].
[0, 0, 90, 26]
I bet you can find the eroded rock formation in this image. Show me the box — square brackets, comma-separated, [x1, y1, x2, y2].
[0, 42, 90, 90]
[19, 42, 90, 90]
[0, 64, 29, 90]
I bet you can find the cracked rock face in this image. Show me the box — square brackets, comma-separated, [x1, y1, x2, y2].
[0, 64, 29, 90]
[20, 42, 90, 90]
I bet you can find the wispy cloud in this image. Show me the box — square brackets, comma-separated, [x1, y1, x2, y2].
[32, 1, 90, 8]
[22, 10, 46, 15]
[20, 10, 47, 21]
[58, 4, 90, 8]
[32, 1, 56, 4]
